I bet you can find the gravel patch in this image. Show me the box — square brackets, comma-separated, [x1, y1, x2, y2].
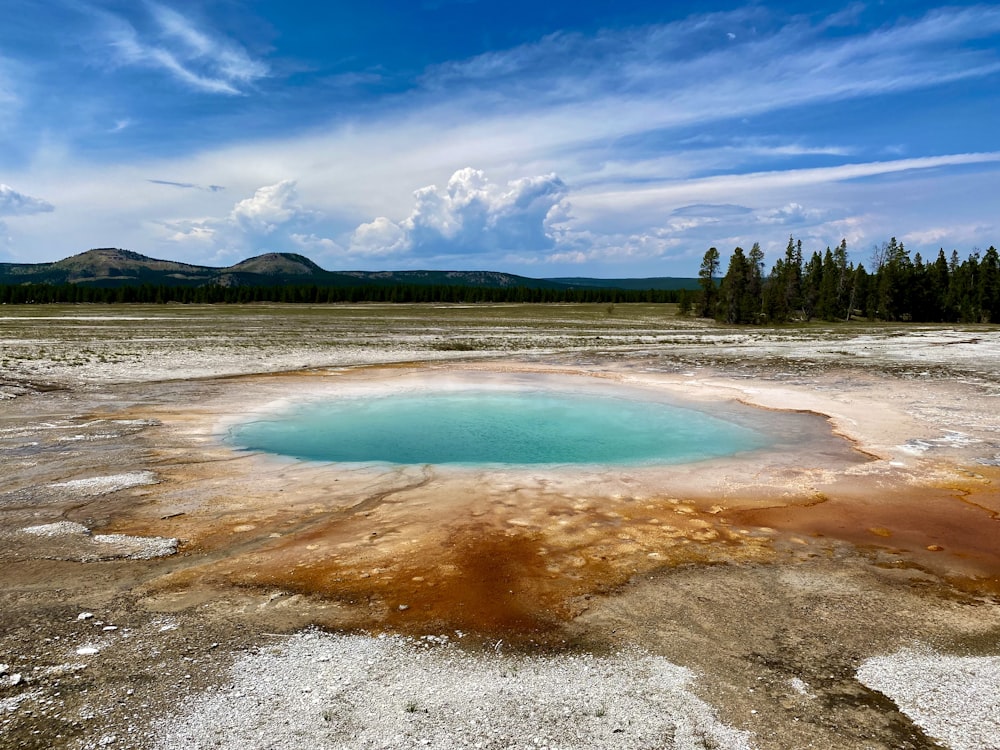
[857, 647, 1000, 750]
[152, 631, 754, 750]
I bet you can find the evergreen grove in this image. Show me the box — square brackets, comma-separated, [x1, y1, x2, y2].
[692, 237, 1000, 324]
[0, 281, 679, 305]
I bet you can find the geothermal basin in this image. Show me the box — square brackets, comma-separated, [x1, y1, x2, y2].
[225, 373, 814, 467]
[109, 367, 880, 640]
[4, 309, 1000, 750]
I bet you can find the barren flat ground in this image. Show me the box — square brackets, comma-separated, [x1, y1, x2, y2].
[2, 303, 999, 750]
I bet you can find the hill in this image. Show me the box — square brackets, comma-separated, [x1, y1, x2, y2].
[0, 248, 698, 291]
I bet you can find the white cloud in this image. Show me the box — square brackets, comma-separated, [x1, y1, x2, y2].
[149, 3, 267, 86]
[0, 184, 54, 216]
[290, 233, 345, 254]
[154, 180, 313, 255]
[349, 168, 569, 258]
[230, 180, 305, 233]
[349, 217, 409, 257]
[757, 202, 825, 226]
[572, 153, 1000, 223]
[156, 218, 217, 244]
[99, 3, 268, 95]
[415, 6, 1000, 145]
[902, 224, 996, 248]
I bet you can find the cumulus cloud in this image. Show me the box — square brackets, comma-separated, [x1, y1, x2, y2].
[0, 184, 54, 216]
[350, 217, 410, 257]
[350, 168, 569, 258]
[156, 180, 309, 252]
[229, 180, 307, 233]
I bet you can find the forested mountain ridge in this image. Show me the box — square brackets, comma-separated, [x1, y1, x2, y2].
[0, 249, 564, 289]
[0, 248, 695, 292]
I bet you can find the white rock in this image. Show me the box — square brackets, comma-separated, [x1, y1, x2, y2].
[76, 646, 100, 656]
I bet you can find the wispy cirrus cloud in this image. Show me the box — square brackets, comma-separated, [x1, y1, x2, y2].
[148, 179, 225, 192]
[572, 153, 1000, 221]
[0, 58, 18, 109]
[414, 5, 1000, 141]
[98, 2, 268, 95]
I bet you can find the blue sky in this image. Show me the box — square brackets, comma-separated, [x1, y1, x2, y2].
[1, 1, 998, 277]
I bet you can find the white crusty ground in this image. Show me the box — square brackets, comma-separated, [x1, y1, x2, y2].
[151, 631, 754, 750]
[46, 472, 158, 496]
[857, 648, 1000, 750]
[20, 521, 178, 560]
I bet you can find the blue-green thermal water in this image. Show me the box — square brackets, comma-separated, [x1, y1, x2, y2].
[228, 390, 771, 466]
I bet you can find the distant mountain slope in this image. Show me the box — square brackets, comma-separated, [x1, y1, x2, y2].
[337, 269, 564, 289]
[0, 248, 697, 291]
[0, 249, 360, 288]
[545, 276, 702, 291]
[227, 252, 325, 276]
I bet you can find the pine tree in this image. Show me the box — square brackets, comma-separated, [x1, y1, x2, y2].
[747, 243, 765, 323]
[718, 247, 749, 323]
[815, 249, 831, 320]
[979, 246, 1000, 323]
[802, 251, 823, 321]
[698, 247, 721, 318]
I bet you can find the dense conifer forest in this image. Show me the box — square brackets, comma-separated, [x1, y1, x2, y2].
[0, 281, 677, 305]
[690, 237, 1000, 324]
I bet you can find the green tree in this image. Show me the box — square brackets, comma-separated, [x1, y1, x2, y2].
[718, 247, 749, 323]
[979, 246, 1000, 322]
[816, 248, 838, 321]
[676, 288, 692, 317]
[801, 251, 823, 320]
[698, 247, 721, 318]
[746, 242, 765, 322]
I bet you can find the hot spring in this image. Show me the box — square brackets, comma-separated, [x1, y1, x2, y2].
[227, 382, 777, 467]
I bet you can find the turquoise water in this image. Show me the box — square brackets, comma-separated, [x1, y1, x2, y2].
[228, 390, 771, 466]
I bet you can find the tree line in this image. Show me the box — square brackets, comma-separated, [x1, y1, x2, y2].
[0, 281, 681, 306]
[688, 237, 1000, 324]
